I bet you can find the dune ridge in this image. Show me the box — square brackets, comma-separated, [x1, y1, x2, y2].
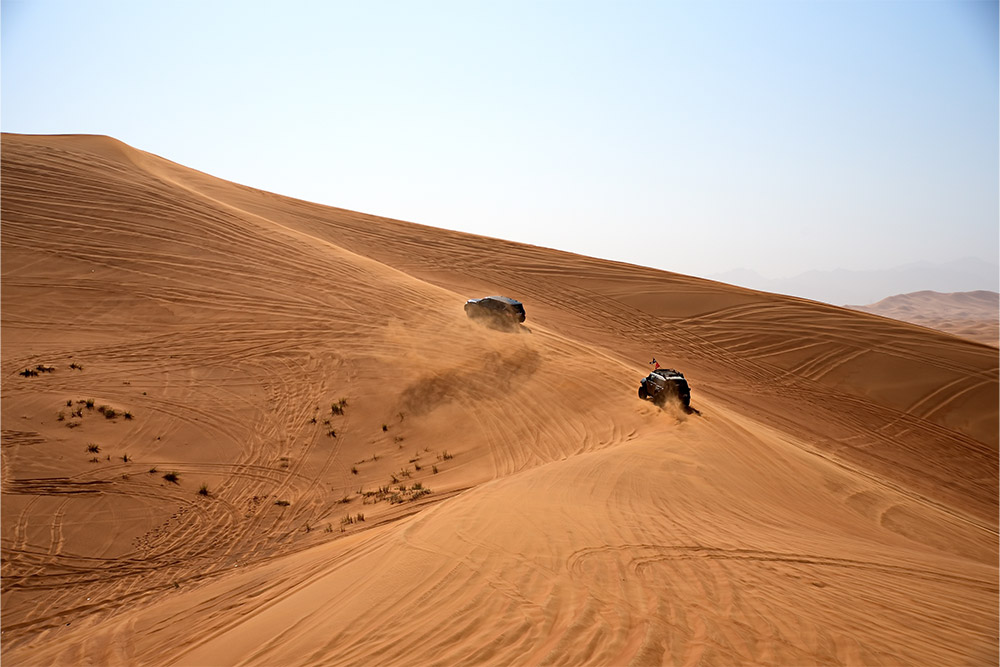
[2, 134, 996, 665]
[847, 290, 999, 347]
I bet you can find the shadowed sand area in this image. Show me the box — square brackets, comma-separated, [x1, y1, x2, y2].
[2, 134, 997, 666]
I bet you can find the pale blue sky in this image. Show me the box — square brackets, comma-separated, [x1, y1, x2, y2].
[3, 1, 997, 282]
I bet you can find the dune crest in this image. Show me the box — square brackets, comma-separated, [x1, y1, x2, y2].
[848, 290, 999, 347]
[2, 134, 996, 666]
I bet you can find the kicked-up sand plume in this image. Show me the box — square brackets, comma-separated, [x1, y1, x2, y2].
[1, 134, 997, 666]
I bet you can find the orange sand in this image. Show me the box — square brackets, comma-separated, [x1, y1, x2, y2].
[2, 134, 997, 666]
[848, 290, 999, 348]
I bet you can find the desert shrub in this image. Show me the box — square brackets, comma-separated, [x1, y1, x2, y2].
[122, 454, 129, 462]
[274, 499, 290, 507]
[104, 408, 117, 420]
[432, 465, 438, 474]
[66, 399, 73, 407]
[351, 466, 358, 475]
[85, 399, 95, 409]
[198, 484, 209, 496]
[57, 412, 65, 421]
[123, 411, 133, 420]
[163, 471, 180, 483]
[382, 424, 388, 432]
[19, 369, 38, 377]
[148, 467, 158, 474]
[86, 444, 100, 453]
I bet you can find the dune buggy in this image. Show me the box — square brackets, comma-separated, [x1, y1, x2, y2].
[638, 368, 692, 411]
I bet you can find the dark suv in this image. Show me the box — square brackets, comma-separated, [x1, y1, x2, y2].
[638, 368, 692, 410]
[465, 296, 526, 328]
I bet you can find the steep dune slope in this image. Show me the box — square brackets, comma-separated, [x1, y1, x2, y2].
[2, 134, 996, 665]
[1, 134, 645, 631]
[121, 142, 998, 520]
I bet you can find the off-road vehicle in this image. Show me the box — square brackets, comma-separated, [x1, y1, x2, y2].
[638, 368, 692, 410]
[464, 296, 526, 328]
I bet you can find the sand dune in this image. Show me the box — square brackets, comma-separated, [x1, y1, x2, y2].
[2, 134, 996, 666]
[848, 290, 999, 347]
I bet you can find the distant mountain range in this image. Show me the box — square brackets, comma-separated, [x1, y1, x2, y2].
[708, 258, 999, 306]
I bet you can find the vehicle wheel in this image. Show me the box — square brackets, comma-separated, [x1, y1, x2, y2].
[638, 385, 648, 400]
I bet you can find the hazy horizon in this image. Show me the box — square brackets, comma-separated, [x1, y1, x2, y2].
[712, 259, 1000, 304]
[3, 1, 997, 285]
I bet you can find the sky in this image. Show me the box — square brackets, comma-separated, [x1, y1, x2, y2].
[2, 0, 998, 284]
